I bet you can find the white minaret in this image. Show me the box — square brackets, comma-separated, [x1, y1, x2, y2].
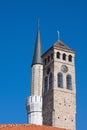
[26, 21, 43, 125]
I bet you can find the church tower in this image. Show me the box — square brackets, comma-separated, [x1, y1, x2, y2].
[42, 36, 76, 130]
[26, 22, 43, 125]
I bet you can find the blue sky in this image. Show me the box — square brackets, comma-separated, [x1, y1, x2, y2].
[0, 0, 87, 129]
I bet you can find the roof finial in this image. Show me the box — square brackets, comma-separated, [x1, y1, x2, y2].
[57, 31, 60, 41]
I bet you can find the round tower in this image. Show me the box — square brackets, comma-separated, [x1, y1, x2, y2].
[26, 22, 43, 125]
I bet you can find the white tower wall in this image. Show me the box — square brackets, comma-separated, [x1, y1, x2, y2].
[26, 96, 42, 125]
[26, 64, 43, 125]
[31, 64, 43, 96]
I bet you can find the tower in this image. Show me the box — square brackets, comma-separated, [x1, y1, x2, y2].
[42, 37, 76, 130]
[26, 22, 43, 125]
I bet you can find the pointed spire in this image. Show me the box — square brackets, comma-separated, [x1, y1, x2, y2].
[32, 20, 42, 66]
[38, 18, 40, 30]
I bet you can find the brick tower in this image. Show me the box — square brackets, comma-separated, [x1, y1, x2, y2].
[26, 22, 43, 125]
[42, 36, 76, 130]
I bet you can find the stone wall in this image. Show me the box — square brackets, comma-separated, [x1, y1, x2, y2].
[42, 46, 76, 130]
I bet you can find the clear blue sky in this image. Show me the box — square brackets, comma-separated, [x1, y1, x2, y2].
[0, 0, 87, 130]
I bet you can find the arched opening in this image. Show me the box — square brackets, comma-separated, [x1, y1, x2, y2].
[44, 76, 48, 93]
[62, 53, 66, 60]
[68, 55, 72, 62]
[56, 52, 60, 59]
[51, 53, 53, 60]
[58, 73, 63, 88]
[49, 73, 53, 89]
[66, 75, 72, 90]
[48, 56, 50, 62]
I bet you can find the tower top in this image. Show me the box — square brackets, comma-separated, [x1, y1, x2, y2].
[32, 21, 42, 66]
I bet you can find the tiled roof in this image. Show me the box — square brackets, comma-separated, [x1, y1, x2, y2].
[0, 124, 66, 130]
[53, 40, 75, 53]
[42, 39, 75, 57]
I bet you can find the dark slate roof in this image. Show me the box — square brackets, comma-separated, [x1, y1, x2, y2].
[32, 25, 42, 66]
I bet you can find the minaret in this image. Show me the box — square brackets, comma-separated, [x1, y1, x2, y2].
[26, 21, 43, 125]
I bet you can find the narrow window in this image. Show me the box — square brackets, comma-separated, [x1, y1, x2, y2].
[58, 73, 63, 88]
[51, 54, 53, 60]
[44, 76, 48, 93]
[48, 56, 50, 62]
[63, 53, 66, 60]
[49, 73, 53, 89]
[68, 55, 72, 62]
[56, 52, 60, 59]
[66, 75, 72, 90]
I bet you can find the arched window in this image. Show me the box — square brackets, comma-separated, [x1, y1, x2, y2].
[66, 75, 72, 90]
[63, 53, 66, 60]
[48, 56, 50, 62]
[49, 73, 53, 89]
[68, 55, 72, 62]
[51, 54, 53, 60]
[56, 52, 60, 59]
[44, 76, 48, 93]
[58, 73, 63, 88]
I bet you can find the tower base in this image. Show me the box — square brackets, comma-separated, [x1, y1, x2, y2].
[26, 96, 42, 125]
